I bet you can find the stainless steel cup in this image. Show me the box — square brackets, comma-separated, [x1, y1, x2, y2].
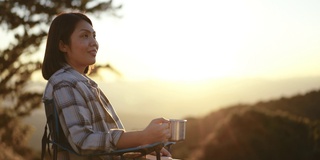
[169, 119, 187, 142]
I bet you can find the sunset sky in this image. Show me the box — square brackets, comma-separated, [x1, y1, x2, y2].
[91, 0, 320, 82]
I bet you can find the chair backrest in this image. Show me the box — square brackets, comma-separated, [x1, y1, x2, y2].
[41, 99, 75, 160]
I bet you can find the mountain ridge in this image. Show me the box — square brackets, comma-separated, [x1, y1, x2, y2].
[172, 89, 320, 160]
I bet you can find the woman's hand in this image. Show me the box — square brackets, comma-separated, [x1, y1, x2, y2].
[160, 147, 172, 157]
[149, 147, 172, 158]
[116, 117, 171, 149]
[142, 118, 171, 144]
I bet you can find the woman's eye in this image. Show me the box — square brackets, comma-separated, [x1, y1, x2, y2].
[81, 33, 89, 38]
[81, 32, 95, 39]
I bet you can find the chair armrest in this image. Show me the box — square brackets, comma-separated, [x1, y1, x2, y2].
[106, 142, 165, 160]
[111, 141, 164, 155]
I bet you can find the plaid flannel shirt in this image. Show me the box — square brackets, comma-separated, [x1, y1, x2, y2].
[43, 65, 125, 159]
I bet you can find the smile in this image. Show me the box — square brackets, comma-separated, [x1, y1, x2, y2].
[88, 50, 97, 56]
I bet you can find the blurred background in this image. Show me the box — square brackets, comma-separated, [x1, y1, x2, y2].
[1, 0, 320, 159]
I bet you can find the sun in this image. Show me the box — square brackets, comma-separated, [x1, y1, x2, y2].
[148, 53, 242, 82]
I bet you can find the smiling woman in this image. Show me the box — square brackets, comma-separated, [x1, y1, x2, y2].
[41, 12, 173, 160]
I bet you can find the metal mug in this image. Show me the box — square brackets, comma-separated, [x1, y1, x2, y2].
[169, 119, 187, 142]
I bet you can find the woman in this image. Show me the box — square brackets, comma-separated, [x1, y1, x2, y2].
[42, 12, 171, 159]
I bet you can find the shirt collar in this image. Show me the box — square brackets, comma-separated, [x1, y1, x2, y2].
[62, 64, 98, 87]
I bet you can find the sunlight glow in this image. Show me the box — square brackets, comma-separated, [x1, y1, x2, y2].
[23, 0, 320, 82]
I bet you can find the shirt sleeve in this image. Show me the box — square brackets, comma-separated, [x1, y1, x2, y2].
[53, 81, 124, 154]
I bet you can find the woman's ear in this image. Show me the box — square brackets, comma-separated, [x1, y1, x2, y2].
[59, 40, 67, 53]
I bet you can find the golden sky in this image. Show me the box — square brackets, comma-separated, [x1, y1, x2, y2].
[91, 0, 320, 82]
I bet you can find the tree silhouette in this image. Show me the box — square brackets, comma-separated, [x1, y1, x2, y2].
[0, 0, 121, 159]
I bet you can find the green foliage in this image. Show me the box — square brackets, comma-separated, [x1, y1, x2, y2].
[173, 90, 320, 160]
[0, 0, 121, 159]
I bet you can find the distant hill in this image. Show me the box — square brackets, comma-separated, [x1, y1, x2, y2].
[172, 90, 320, 160]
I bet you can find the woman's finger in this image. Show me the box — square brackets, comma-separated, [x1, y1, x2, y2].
[161, 148, 172, 157]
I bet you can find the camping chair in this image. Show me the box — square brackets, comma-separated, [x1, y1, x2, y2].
[41, 99, 174, 160]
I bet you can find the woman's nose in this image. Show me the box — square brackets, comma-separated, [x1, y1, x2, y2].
[90, 38, 99, 49]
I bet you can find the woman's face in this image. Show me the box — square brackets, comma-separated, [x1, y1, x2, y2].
[60, 20, 99, 73]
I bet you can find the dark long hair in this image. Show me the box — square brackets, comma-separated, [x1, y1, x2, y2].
[42, 12, 93, 80]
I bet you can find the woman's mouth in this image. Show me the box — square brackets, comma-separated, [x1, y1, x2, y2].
[88, 50, 97, 56]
